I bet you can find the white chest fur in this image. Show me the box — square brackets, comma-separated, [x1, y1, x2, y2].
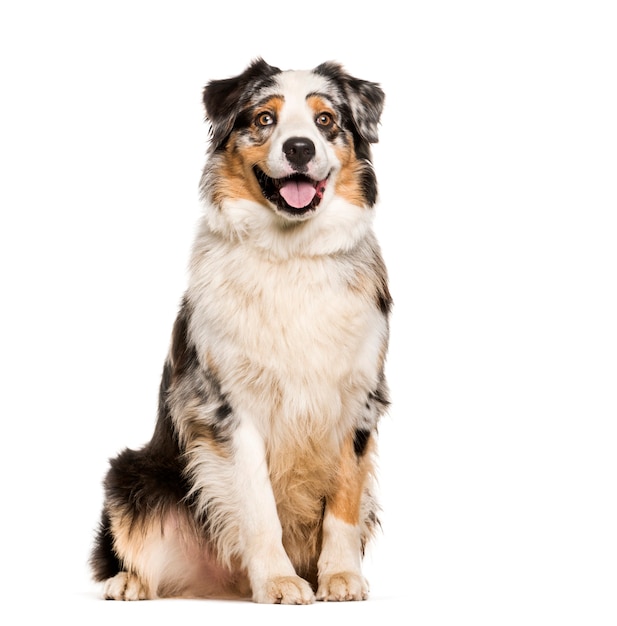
[187, 228, 385, 448]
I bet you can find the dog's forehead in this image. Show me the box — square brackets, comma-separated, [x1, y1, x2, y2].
[279, 69, 330, 95]
[256, 69, 339, 109]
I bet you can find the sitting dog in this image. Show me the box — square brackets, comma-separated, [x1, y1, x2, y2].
[91, 59, 391, 604]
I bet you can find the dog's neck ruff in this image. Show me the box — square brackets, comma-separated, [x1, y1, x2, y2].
[201, 196, 375, 260]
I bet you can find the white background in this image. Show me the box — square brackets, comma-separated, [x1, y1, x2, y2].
[1, 1, 615, 624]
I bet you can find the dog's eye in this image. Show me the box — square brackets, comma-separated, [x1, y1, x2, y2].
[256, 112, 276, 127]
[316, 112, 334, 127]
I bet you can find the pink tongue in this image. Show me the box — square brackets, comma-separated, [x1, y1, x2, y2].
[279, 179, 316, 209]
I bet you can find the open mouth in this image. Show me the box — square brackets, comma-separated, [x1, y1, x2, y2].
[253, 167, 328, 215]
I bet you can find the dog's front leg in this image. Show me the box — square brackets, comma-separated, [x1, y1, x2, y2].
[233, 418, 315, 604]
[316, 433, 373, 601]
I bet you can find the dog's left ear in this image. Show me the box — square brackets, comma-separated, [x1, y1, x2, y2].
[203, 58, 281, 149]
[315, 62, 385, 144]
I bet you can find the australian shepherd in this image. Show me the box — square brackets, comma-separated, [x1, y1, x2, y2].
[90, 59, 391, 604]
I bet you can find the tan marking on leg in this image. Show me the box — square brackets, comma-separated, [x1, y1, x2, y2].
[328, 434, 374, 525]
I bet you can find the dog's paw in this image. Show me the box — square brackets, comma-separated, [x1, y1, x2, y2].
[253, 575, 315, 604]
[103, 571, 150, 601]
[316, 572, 369, 602]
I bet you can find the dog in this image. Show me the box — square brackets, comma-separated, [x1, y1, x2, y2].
[90, 58, 391, 604]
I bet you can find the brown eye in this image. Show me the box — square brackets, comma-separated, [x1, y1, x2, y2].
[316, 112, 333, 127]
[256, 112, 275, 127]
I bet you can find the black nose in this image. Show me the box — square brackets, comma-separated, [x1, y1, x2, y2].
[282, 137, 315, 169]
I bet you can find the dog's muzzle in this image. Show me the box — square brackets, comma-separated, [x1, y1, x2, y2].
[254, 168, 329, 216]
[252, 136, 329, 216]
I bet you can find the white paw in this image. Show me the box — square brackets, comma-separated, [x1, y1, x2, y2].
[316, 571, 369, 602]
[103, 571, 150, 601]
[252, 575, 315, 604]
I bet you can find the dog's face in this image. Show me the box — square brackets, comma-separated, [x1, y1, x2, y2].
[201, 59, 384, 229]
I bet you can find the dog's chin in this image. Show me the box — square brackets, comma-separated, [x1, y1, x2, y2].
[253, 167, 329, 219]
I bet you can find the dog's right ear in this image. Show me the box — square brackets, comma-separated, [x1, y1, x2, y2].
[203, 58, 281, 150]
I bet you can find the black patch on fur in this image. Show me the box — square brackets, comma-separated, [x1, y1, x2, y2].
[377, 277, 392, 316]
[216, 401, 232, 421]
[108, 444, 187, 520]
[367, 508, 380, 531]
[170, 297, 198, 378]
[369, 379, 391, 410]
[203, 58, 282, 150]
[358, 158, 379, 208]
[368, 252, 392, 315]
[353, 428, 371, 456]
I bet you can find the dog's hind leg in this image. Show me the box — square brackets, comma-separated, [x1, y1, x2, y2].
[99, 511, 166, 600]
[96, 504, 248, 600]
[90, 445, 190, 600]
[91, 508, 151, 600]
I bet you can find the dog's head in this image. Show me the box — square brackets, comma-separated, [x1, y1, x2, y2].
[200, 59, 384, 233]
